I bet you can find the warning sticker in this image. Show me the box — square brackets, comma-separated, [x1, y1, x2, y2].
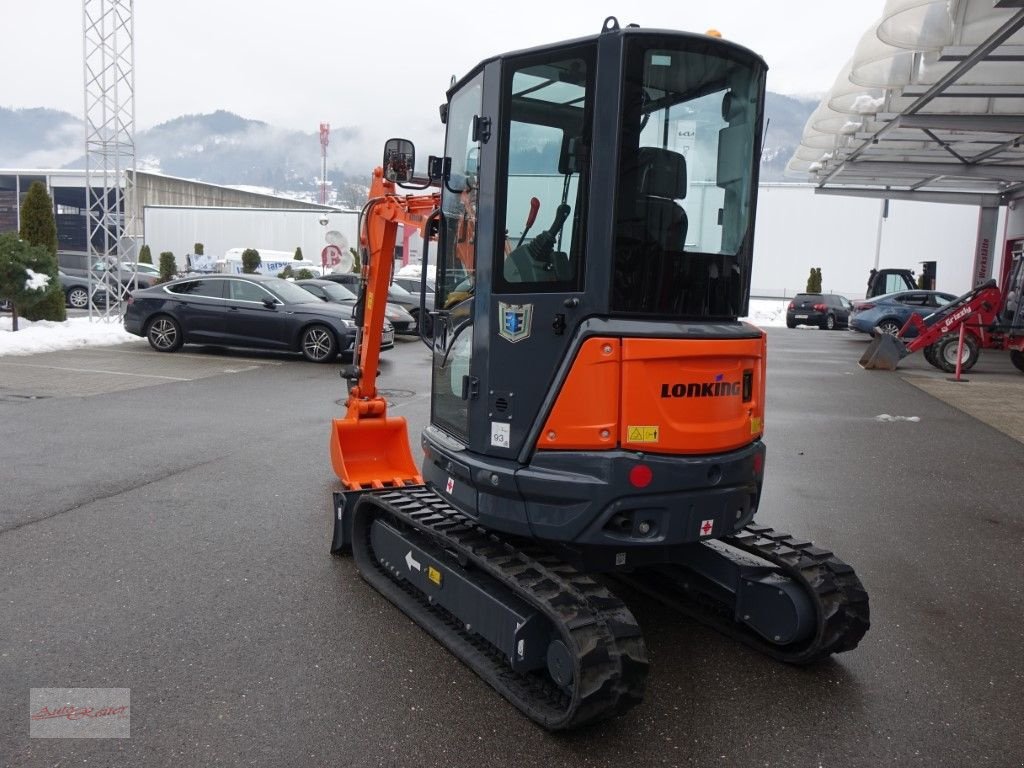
[750, 417, 763, 434]
[445, 477, 454, 494]
[426, 565, 443, 587]
[627, 425, 660, 443]
[699, 519, 714, 537]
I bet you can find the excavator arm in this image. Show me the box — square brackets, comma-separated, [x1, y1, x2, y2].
[329, 166, 440, 490]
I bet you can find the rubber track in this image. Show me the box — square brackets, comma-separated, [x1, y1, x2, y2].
[622, 523, 870, 664]
[351, 487, 649, 730]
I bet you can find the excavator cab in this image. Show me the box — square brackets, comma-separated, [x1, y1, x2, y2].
[420, 19, 769, 562]
[330, 19, 868, 731]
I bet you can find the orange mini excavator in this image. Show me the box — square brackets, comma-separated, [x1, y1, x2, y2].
[328, 18, 869, 730]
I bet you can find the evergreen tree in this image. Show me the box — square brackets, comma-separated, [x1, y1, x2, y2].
[17, 181, 64, 322]
[194, 242, 204, 256]
[0, 233, 53, 331]
[159, 251, 176, 282]
[241, 248, 261, 274]
[294, 247, 303, 261]
[139, 244, 153, 264]
[806, 267, 822, 293]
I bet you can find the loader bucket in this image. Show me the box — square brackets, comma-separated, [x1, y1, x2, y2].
[858, 333, 909, 370]
[330, 416, 423, 490]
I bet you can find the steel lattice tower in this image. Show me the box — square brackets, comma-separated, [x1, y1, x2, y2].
[83, 0, 137, 316]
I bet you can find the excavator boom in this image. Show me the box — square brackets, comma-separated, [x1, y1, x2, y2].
[329, 168, 439, 490]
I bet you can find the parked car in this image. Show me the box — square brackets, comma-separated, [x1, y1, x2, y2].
[392, 274, 436, 334]
[123, 274, 370, 362]
[58, 251, 159, 291]
[786, 293, 853, 330]
[58, 270, 118, 309]
[321, 272, 426, 334]
[295, 278, 415, 336]
[848, 289, 958, 337]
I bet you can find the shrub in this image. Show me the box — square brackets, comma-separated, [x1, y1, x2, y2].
[139, 244, 153, 264]
[294, 247, 303, 261]
[241, 248, 261, 274]
[194, 242, 204, 256]
[278, 265, 295, 279]
[159, 251, 176, 282]
[295, 268, 315, 280]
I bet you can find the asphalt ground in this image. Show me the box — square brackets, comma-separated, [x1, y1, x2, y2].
[0, 328, 1022, 767]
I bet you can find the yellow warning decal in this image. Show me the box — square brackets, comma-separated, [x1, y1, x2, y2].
[750, 417, 763, 434]
[627, 426, 660, 443]
[427, 565, 443, 587]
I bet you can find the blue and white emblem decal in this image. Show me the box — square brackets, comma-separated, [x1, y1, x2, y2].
[498, 301, 533, 343]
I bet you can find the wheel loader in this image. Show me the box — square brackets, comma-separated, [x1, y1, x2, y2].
[327, 18, 870, 730]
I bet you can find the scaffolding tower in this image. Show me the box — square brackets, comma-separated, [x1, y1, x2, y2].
[83, 0, 138, 316]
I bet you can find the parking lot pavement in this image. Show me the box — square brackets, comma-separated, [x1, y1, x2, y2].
[836, 329, 1024, 443]
[0, 331, 1022, 767]
[0, 343, 285, 399]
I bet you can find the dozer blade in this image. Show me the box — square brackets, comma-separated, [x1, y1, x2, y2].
[859, 332, 909, 370]
[330, 416, 423, 490]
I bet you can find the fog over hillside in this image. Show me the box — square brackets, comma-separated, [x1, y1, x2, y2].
[0, 94, 818, 203]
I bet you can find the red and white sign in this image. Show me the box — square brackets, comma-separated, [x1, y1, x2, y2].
[699, 519, 714, 536]
[445, 477, 454, 494]
[321, 244, 343, 270]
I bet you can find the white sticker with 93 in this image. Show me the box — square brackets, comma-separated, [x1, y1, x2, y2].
[490, 422, 510, 448]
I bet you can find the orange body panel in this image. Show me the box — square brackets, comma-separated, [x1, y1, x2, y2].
[538, 338, 621, 450]
[539, 332, 766, 455]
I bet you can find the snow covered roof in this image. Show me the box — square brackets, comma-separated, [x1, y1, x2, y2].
[786, 0, 1024, 206]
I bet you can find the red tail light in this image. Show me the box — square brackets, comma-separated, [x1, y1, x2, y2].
[628, 464, 653, 488]
[813, 303, 827, 312]
[855, 302, 874, 311]
[787, 301, 795, 310]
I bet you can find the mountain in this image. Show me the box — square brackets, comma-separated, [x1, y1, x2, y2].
[761, 92, 819, 181]
[0, 95, 818, 195]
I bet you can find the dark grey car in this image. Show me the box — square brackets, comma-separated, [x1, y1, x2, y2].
[786, 293, 853, 330]
[123, 274, 359, 362]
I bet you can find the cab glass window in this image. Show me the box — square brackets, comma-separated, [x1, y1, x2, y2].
[613, 40, 763, 318]
[495, 50, 593, 293]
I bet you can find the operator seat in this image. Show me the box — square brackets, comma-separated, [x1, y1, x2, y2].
[636, 146, 688, 252]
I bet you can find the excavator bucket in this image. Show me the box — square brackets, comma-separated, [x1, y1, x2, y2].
[858, 332, 909, 370]
[329, 416, 423, 491]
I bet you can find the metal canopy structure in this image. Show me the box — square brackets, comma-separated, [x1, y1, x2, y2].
[787, 0, 1024, 207]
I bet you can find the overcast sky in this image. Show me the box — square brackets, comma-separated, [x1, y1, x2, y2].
[6, 1, 886, 162]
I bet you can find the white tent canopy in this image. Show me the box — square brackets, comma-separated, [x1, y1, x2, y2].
[787, 0, 1024, 206]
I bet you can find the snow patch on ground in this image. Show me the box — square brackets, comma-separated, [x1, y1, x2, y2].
[0, 315, 137, 356]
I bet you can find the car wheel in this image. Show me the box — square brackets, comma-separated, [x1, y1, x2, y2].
[66, 287, 90, 309]
[934, 333, 980, 373]
[1010, 349, 1024, 374]
[821, 313, 836, 331]
[146, 314, 183, 352]
[876, 318, 902, 336]
[786, 319, 796, 329]
[301, 324, 337, 363]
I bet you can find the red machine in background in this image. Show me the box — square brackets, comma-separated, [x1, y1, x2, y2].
[860, 239, 1024, 373]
